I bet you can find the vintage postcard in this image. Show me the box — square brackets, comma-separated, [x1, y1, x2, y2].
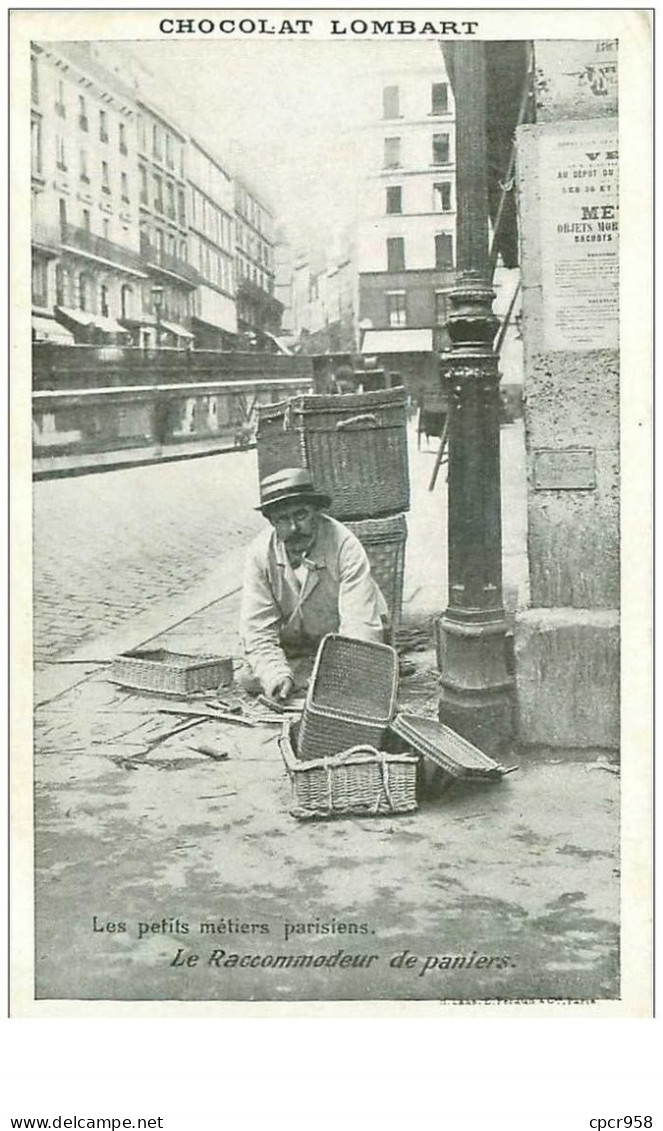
[10, 8, 652, 1016]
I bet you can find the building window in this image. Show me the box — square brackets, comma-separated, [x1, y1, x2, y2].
[382, 85, 400, 119]
[154, 174, 163, 212]
[78, 95, 88, 131]
[433, 182, 452, 212]
[137, 115, 146, 151]
[119, 122, 127, 154]
[167, 233, 175, 257]
[79, 273, 92, 312]
[432, 133, 450, 165]
[180, 239, 187, 262]
[32, 259, 48, 307]
[435, 291, 449, 326]
[431, 82, 449, 115]
[102, 218, 110, 241]
[139, 165, 148, 204]
[152, 123, 162, 160]
[55, 264, 65, 306]
[99, 109, 108, 142]
[177, 187, 186, 225]
[165, 133, 174, 168]
[167, 181, 175, 218]
[386, 237, 405, 272]
[79, 149, 89, 182]
[82, 208, 90, 231]
[156, 229, 164, 255]
[55, 80, 66, 117]
[56, 135, 67, 171]
[31, 55, 39, 104]
[121, 284, 133, 320]
[31, 116, 42, 178]
[383, 137, 401, 169]
[435, 233, 454, 269]
[387, 291, 407, 327]
[119, 172, 128, 203]
[101, 161, 110, 194]
[58, 198, 67, 232]
[386, 185, 402, 214]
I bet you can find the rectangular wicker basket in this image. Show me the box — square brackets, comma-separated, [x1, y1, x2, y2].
[256, 389, 410, 520]
[279, 719, 418, 820]
[346, 514, 407, 633]
[297, 634, 399, 761]
[108, 649, 233, 696]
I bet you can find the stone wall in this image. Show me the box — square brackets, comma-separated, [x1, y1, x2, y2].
[514, 43, 619, 749]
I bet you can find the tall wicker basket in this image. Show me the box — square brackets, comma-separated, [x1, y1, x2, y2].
[256, 389, 410, 520]
[297, 634, 399, 762]
[346, 514, 407, 633]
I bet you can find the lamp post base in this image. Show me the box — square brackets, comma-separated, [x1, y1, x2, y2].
[435, 614, 515, 755]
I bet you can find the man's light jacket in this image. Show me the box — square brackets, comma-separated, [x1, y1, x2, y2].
[240, 514, 387, 691]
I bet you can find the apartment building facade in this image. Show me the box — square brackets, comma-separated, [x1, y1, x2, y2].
[31, 41, 282, 351]
[136, 100, 197, 347]
[185, 140, 236, 349]
[31, 41, 147, 345]
[356, 54, 457, 396]
[234, 175, 283, 344]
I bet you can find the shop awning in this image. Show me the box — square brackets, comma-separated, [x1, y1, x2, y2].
[32, 315, 75, 344]
[160, 320, 194, 339]
[55, 306, 96, 328]
[93, 314, 132, 336]
[361, 329, 433, 354]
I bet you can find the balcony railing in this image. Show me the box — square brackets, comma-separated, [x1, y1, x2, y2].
[60, 223, 145, 273]
[140, 233, 201, 286]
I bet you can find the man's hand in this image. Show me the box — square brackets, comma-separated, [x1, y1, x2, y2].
[266, 675, 294, 702]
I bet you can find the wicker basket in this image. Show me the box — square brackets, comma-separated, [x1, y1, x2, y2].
[346, 514, 407, 632]
[279, 719, 418, 820]
[389, 713, 512, 780]
[108, 649, 233, 696]
[256, 389, 410, 520]
[297, 634, 399, 761]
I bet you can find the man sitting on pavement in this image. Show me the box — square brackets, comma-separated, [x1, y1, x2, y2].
[239, 468, 388, 701]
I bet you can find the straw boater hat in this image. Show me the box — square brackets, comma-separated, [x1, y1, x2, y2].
[257, 468, 331, 514]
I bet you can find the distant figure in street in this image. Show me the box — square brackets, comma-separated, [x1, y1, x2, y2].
[239, 468, 388, 700]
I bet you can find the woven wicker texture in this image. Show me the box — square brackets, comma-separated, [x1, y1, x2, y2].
[346, 514, 407, 631]
[389, 713, 505, 779]
[297, 634, 398, 761]
[279, 722, 418, 819]
[256, 389, 409, 520]
[109, 650, 232, 695]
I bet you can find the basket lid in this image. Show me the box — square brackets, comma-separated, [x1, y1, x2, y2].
[306, 634, 398, 723]
[389, 713, 512, 779]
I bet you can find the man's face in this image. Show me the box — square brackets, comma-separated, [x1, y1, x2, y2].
[268, 499, 320, 561]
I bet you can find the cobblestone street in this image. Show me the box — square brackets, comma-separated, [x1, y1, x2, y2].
[33, 448, 265, 664]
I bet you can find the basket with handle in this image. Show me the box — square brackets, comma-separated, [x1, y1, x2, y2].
[346, 514, 407, 633]
[279, 718, 418, 819]
[297, 634, 399, 761]
[256, 389, 410, 520]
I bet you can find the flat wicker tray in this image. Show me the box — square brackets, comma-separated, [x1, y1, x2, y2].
[389, 713, 513, 780]
[298, 634, 399, 761]
[279, 719, 418, 820]
[108, 649, 233, 696]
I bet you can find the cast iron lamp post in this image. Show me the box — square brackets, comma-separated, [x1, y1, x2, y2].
[151, 284, 164, 348]
[436, 41, 514, 752]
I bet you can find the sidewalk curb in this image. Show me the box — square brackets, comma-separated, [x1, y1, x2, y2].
[34, 543, 248, 707]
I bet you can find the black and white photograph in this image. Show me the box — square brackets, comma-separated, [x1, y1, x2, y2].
[10, 8, 652, 1013]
